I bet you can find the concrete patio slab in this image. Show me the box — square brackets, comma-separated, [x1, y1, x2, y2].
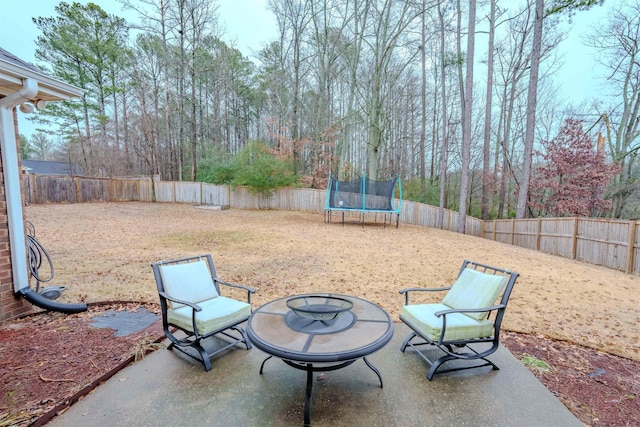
[47, 323, 580, 427]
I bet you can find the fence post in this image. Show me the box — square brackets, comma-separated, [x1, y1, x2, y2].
[510, 219, 515, 245]
[75, 177, 82, 203]
[572, 217, 579, 260]
[30, 175, 36, 204]
[626, 220, 637, 274]
[536, 218, 542, 251]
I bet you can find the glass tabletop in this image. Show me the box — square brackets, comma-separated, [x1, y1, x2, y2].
[246, 293, 394, 363]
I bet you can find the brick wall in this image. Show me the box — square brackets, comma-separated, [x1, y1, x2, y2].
[0, 107, 32, 322]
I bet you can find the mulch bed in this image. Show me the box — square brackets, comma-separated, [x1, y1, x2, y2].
[0, 303, 164, 427]
[502, 331, 639, 426]
[0, 305, 638, 427]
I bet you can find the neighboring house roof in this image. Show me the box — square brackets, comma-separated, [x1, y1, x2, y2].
[22, 159, 83, 176]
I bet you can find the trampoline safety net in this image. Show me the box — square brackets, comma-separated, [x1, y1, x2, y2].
[327, 177, 397, 210]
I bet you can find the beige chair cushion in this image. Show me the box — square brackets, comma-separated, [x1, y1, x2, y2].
[441, 268, 507, 320]
[159, 260, 219, 308]
[168, 296, 251, 335]
[401, 303, 494, 342]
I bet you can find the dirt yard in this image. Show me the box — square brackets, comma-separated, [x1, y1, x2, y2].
[24, 202, 640, 362]
[3, 202, 638, 425]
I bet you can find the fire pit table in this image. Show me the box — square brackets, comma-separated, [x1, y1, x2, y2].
[246, 293, 394, 426]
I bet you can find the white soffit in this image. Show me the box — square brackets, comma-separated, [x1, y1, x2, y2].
[0, 56, 82, 101]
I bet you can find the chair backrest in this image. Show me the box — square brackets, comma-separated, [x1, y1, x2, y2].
[442, 261, 518, 321]
[153, 255, 220, 309]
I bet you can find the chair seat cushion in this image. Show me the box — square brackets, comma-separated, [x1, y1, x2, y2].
[401, 303, 494, 342]
[168, 296, 251, 336]
[441, 268, 507, 320]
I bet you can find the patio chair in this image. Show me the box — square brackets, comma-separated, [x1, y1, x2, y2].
[399, 260, 519, 380]
[151, 254, 256, 371]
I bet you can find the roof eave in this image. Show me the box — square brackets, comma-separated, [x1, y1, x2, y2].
[0, 58, 83, 101]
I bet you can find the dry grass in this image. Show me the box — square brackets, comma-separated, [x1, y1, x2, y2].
[25, 202, 640, 362]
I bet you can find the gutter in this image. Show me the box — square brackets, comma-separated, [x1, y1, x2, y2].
[0, 57, 83, 100]
[0, 78, 38, 292]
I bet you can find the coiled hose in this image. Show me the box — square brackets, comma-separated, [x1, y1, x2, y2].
[20, 221, 87, 313]
[27, 228, 54, 293]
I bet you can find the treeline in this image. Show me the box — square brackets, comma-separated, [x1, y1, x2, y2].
[22, 0, 640, 221]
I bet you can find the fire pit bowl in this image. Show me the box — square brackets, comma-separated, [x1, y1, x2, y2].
[286, 295, 353, 321]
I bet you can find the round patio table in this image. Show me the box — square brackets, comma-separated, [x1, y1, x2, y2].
[246, 293, 394, 426]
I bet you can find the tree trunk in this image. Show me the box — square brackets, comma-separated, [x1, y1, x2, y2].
[516, 0, 544, 218]
[437, 0, 448, 229]
[481, 0, 496, 220]
[457, 0, 476, 234]
[177, 0, 186, 181]
[160, 0, 175, 181]
[191, 48, 197, 181]
[419, 0, 427, 197]
[339, 0, 369, 180]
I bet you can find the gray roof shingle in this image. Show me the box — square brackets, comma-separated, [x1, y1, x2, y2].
[22, 159, 83, 176]
[0, 47, 44, 74]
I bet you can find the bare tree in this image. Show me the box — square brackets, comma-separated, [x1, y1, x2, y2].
[338, 0, 370, 179]
[30, 132, 52, 160]
[457, 0, 476, 233]
[481, 0, 498, 220]
[586, 2, 640, 217]
[437, 0, 449, 228]
[517, 0, 604, 218]
[419, 1, 428, 195]
[363, 0, 417, 179]
[269, 0, 312, 172]
[515, 0, 543, 218]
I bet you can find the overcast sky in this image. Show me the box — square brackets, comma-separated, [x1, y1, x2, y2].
[0, 0, 611, 139]
[0, 0, 276, 61]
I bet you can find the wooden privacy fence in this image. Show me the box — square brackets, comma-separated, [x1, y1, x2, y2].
[483, 217, 640, 274]
[21, 174, 639, 275]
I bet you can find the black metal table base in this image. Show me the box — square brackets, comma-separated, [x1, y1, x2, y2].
[259, 355, 384, 426]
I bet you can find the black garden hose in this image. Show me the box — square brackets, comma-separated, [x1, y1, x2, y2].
[27, 232, 54, 292]
[18, 287, 87, 314]
[20, 221, 87, 313]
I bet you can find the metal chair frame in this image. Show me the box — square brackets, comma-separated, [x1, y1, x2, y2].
[152, 254, 255, 371]
[399, 260, 519, 380]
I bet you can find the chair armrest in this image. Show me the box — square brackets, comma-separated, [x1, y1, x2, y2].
[432, 304, 506, 345]
[215, 279, 257, 304]
[158, 291, 203, 312]
[434, 303, 505, 317]
[159, 291, 208, 338]
[399, 287, 451, 305]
